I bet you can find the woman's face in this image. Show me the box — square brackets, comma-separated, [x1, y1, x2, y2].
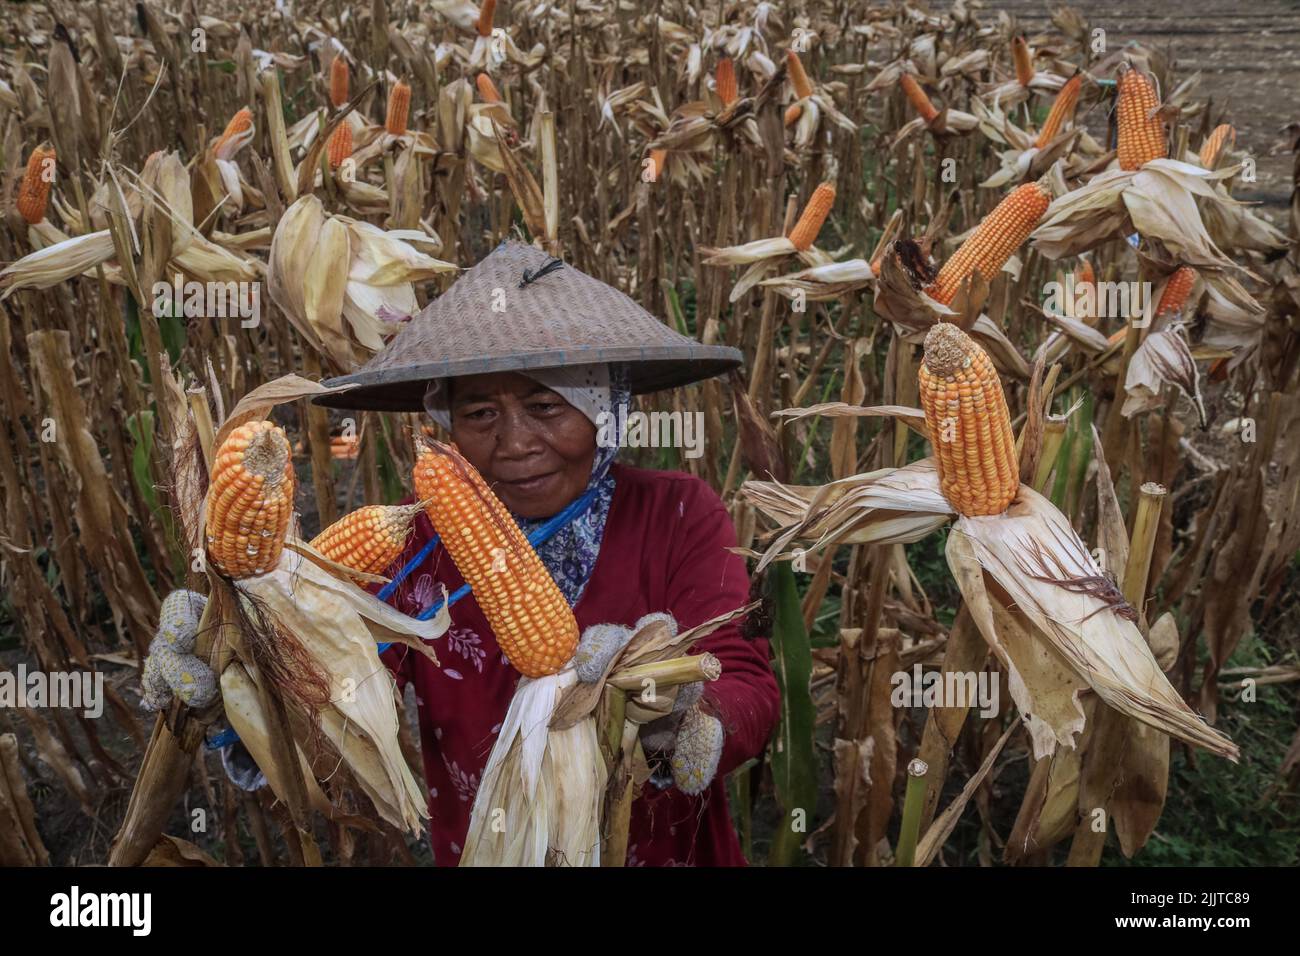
[447, 372, 597, 518]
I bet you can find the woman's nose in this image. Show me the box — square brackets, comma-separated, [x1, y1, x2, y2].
[494, 406, 546, 458]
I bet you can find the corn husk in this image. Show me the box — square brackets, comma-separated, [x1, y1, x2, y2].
[267, 195, 456, 367]
[0, 230, 118, 296]
[951, 486, 1237, 760]
[218, 661, 333, 816]
[235, 546, 448, 833]
[744, 462, 1239, 762]
[460, 668, 605, 866]
[1121, 324, 1207, 426]
[1033, 159, 1250, 274]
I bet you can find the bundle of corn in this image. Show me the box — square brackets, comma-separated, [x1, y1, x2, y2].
[743, 324, 1238, 765]
[202, 397, 447, 835]
[413, 438, 601, 865]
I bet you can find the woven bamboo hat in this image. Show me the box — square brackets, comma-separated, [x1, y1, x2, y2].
[316, 241, 743, 411]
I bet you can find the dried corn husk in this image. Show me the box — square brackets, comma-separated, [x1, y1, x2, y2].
[219, 661, 334, 816]
[235, 547, 448, 833]
[460, 669, 605, 866]
[1121, 324, 1207, 425]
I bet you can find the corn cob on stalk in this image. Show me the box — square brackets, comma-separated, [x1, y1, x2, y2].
[787, 51, 813, 100]
[475, 72, 502, 104]
[386, 80, 411, 135]
[1116, 67, 1166, 171]
[477, 0, 496, 36]
[214, 107, 254, 158]
[1199, 124, 1235, 170]
[788, 182, 836, 251]
[413, 439, 578, 677]
[310, 502, 427, 576]
[17, 146, 55, 225]
[646, 148, 667, 182]
[716, 57, 738, 106]
[919, 324, 1019, 516]
[1034, 74, 1082, 148]
[899, 72, 938, 123]
[928, 181, 1051, 304]
[1155, 265, 1196, 317]
[783, 103, 803, 127]
[206, 421, 295, 578]
[329, 55, 349, 107]
[327, 122, 353, 168]
[1012, 36, 1033, 87]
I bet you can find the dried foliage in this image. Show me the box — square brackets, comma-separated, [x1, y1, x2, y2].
[0, 0, 1296, 868]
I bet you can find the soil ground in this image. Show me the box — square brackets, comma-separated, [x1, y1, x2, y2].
[986, 0, 1300, 210]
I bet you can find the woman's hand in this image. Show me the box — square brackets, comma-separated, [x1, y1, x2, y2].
[574, 613, 724, 795]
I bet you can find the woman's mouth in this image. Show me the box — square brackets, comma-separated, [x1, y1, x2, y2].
[501, 472, 557, 495]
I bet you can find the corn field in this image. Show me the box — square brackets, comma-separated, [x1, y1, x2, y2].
[1, 0, 1298, 871]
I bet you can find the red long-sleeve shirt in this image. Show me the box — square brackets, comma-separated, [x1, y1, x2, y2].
[378, 463, 779, 866]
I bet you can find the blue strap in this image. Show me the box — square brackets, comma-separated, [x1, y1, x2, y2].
[374, 482, 602, 653]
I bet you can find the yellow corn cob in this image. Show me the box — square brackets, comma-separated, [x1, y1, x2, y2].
[310, 502, 426, 576]
[899, 72, 938, 123]
[647, 148, 667, 182]
[214, 107, 254, 160]
[1199, 124, 1235, 170]
[1155, 266, 1196, 317]
[787, 51, 813, 100]
[919, 323, 1019, 516]
[1035, 74, 1082, 148]
[788, 182, 836, 251]
[783, 103, 802, 127]
[413, 440, 578, 678]
[477, 0, 496, 37]
[928, 181, 1051, 305]
[716, 57, 738, 106]
[329, 55, 349, 108]
[1012, 36, 1033, 87]
[206, 421, 295, 578]
[386, 80, 411, 136]
[1116, 67, 1166, 171]
[327, 122, 353, 168]
[475, 72, 502, 104]
[18, 146, 55, 225]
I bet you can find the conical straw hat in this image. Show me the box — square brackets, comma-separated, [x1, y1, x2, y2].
[316, 241, 743, 411]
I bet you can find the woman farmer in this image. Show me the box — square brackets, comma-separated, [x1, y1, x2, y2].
[319, 242, 779, 866]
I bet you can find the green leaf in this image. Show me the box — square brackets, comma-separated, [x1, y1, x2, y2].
[766, 561, 817, 865]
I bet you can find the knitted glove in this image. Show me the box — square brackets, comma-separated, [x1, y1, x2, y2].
[573, 611, 678, 682]
[670, 706, 724, 795]
[140, 590, 217, 711]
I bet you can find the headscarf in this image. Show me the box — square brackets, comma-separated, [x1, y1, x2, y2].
[422, 363, 629, 606]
